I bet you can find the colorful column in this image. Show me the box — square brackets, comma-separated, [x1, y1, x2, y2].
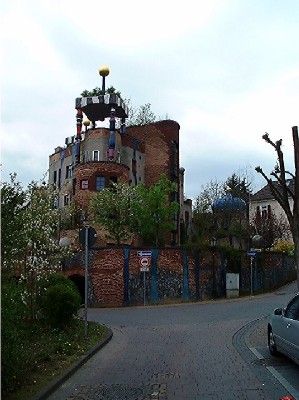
[75, 108, 83, 164]
[108, 108, 116, 160]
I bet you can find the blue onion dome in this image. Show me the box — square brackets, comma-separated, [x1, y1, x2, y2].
[212, 193, 247, 213]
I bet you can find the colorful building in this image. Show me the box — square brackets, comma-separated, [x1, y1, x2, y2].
[48, 67, 192, 246]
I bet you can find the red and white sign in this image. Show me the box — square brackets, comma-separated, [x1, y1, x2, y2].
[139, 256, 151, 271]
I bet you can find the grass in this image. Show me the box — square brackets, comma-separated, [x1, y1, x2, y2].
[3, 319, 107, 400]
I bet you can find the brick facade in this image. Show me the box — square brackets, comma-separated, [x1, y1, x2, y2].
[62, 248, 296, 307]
[49, 120, 188, 247]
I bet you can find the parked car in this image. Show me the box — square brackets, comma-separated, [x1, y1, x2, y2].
[268, 293, 299, 365]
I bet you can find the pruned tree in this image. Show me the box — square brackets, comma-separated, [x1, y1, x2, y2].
[251, 208, 291, 250]
[255, 126, 299, 289]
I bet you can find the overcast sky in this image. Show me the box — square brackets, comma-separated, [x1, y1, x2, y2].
[1, 0, 298, 199]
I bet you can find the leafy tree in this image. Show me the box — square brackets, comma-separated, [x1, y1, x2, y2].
[1, 175, 70, 320]
[223, 172, 252, 203]
[255, 126, 299, 289]
[80, 85, 122, 98]
[1, 173, 27, 273]
[193, 179, 224, 214]
[192, 173, 253, 248]
[128, 103, 156, 126]
[131, 175, 179, 246]
[90, 176, 178, 247]
[91, 181, 137, 245]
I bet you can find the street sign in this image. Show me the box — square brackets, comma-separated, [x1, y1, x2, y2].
[139, 257, 151, 271]
[137, 250, 152, 257]
[79, 226, 97, 248]
[247, 251, 256, 257]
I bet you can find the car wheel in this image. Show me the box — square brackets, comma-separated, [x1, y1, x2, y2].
[268, 325, 279, 356]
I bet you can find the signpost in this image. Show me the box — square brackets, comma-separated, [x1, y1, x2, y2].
[137, 251, 152, 305]
[247, 250, 256, 296]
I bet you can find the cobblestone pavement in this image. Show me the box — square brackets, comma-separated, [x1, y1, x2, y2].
[44, 283, 298, 400]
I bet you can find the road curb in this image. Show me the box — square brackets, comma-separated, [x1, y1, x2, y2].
[31, 327, 113, 400]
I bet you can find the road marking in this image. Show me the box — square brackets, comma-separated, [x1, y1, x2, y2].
[249, 347, 299, 400]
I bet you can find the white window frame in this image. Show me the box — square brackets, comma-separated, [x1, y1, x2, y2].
[93, 150, 99, 161]
[81, 180, 89, 190]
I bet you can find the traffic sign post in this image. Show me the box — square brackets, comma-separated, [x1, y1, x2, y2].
[137, 251, 152, 305]
[139, 256, 151, 272]
[247, 249, 256, 296]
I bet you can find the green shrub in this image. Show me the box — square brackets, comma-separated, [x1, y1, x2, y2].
[1, 280, 28, 392]
[40, 276, 81, 329]
[273, 241, 295, 257]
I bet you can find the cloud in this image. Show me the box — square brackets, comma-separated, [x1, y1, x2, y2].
[1, 0, 299, 201]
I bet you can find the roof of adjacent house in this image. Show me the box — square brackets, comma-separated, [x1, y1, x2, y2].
[251, 178, 294, 201]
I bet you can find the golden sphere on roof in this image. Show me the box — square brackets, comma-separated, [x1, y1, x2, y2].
[83, 118, 90, 126]
[99, 66, 110, 77]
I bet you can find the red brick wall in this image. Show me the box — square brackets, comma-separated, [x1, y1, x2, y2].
[66, 248, 197, 307]
[127, 120, 180, 187]
[91, 249, 124, 306]
[73, 162, 129, 210]
[63, 248, 295, 307]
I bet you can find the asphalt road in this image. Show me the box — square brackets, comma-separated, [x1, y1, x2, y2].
[46, 283, 299, 400]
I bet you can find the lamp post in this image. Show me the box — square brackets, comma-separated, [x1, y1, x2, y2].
[79, 225, 97, 339]
[83, 118, 90, 132]
[99, 65, 110, 93]
[252, 234, 264, 249]
[210, 237, 217, 298]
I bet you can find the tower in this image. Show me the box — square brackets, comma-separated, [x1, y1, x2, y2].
[48, 67, 189, 246]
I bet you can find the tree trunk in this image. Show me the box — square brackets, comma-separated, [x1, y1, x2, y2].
[293, 227, 299, 290]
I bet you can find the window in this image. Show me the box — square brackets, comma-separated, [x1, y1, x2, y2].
[132, 159, 137, 173]
[96, 176, 106, 191]
[285, 296, 299, 320]
[84, 151, 89, 162]
[66, 165, 72, 179]
[53, 170, 57, 185]
[93, 150, 99, 161]
[58, 169, 61, 189]
[171, 141, 179, 178]
[81, 180, 88, 190]
[185, 211, 190, 223]
[109, 176, 117, 188]
[64, 194, 70, 206]
[72, 179, 76, 195]
[172, 192, 178, 202]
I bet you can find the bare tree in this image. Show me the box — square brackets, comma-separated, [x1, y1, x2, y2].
[255, 126, 299, 289]
[251, 209, 291, 250]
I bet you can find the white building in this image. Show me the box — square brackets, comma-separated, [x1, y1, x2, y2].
[249, 179, 294, 243]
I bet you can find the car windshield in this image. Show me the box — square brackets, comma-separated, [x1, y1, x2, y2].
[284, 296, 299, 320]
